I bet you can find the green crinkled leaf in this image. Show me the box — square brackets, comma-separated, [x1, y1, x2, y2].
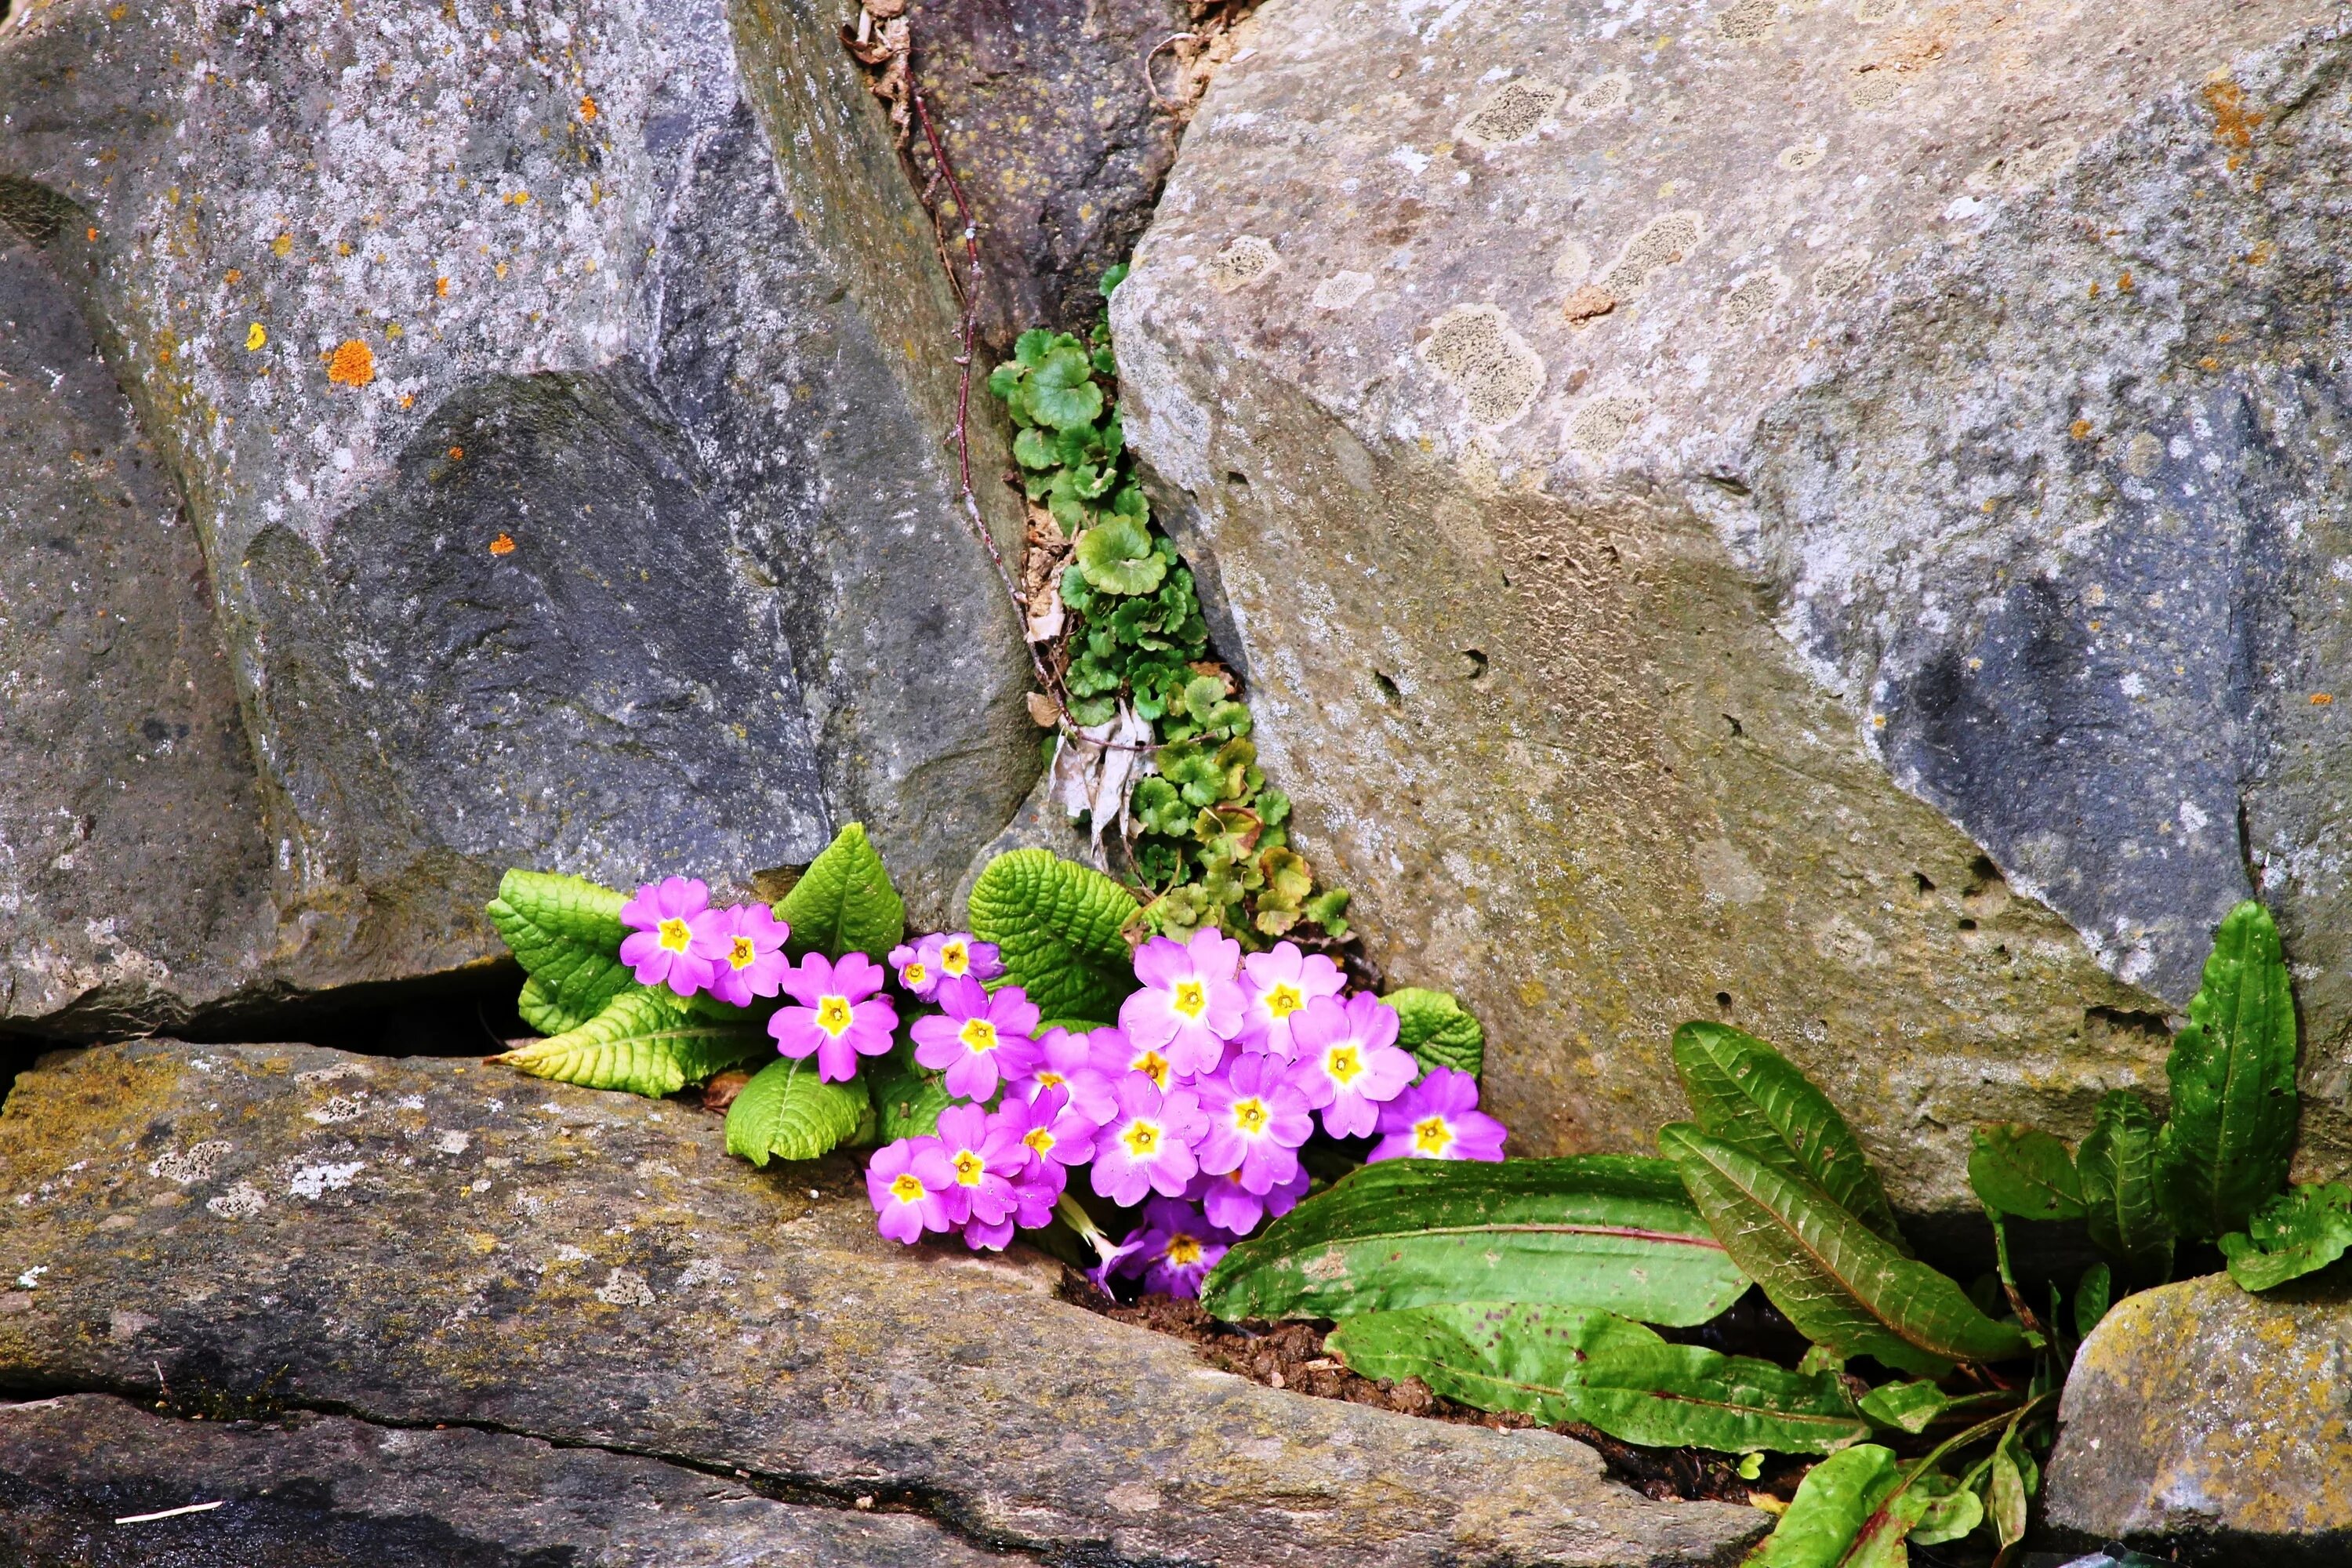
[967, 849, 1139, 1028]
[2157, 898, 2299, 1240]
[1012, 425, 1058, 470]
[778, 822, 905, 962]
[1073, 517, 1167, 595]
[1386, 987, 1484, 1078]
[1200, 1156, 1748, 1328]
[2077, 1091, 2173, 1285]
[1670, 1022, 1910, 1255]
[1328, 1302, 1870, 1454]
[1027, 344, 1105, 429]
[1968, 1123, 2085, 1221]
[725, 1058, 869, 1167]
[486, 869, 634, 1033]
[1661, 1124, 2029, 1378]
[498, 987, 765, 1098]
[1748, 1444, 1901, 1567]
[2221, 1181, 2352, 1292]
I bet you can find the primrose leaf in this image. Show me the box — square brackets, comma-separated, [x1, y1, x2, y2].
[2076, 1090, 2174, 1284]
[1200, 1155, 1748, 1328]
[497, 987, 765, 1098]
[1669, 1022, 1910, 1254]
[486, 869, 635, 1034]
[778, 822, 905, 962]
[2156, 898, 2299, 1240]
[1073, 517, 1168, 596]
[1748, 1443, 1901, 1567]
[1661, 1123, 2029, 1377]
[724, 1058, 869, 1167]
[1328, 1302, 1869, 1454]
[2220, 1181, 2352, 1292]
[967, 849, 1140, 1028]
[1027, 346, 1105, 429]
[1969, 1123, 2085, 1221]
[1385, 987, 1485, 1078]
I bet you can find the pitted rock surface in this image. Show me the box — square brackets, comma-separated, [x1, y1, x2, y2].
[2046, 1272, 2352, 1563]
[1114, 0, 2352, 1205]
[0, 0, 1035, 1031]
[0, 1042, 1767, 1567]
[0, 1392, 1018, 1567]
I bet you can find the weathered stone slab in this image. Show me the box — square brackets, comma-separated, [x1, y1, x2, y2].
[0, 1392, 1016, 1566]
[0, 1042, 1766, 1567]
[0, 0, 1036, 1031]
[2046, 1272, 2352, 1564]
[1113, 0, 2352, 1205]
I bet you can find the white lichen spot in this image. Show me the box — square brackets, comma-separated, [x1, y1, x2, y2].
[1312, 270, 1374, 310]
[1566, 71, 1632, 118]
[1718, 0, 1777, 42]
[596, 1267, 656, 1307]
[1599, 211, 1705, 296]
[287, 1161, 365, 1200]
[1813, 248, 1875, 299]
[1207, 236, 1281, 293]
[1565, 395, 1646, 459]
[1417, 304, 1545, 429]
[1849, 71, 1902, 112]
[1720, 270, 1790, 328]
[1777, 139, 1828, 171]
[307, 1094, 368, 1125]
[208, 1181, 267, 1220]
[295, 1062, 372, 1087]
[148, 1141, 234, 1185]
[433, 1130, 471, 1155]
[1454, 77, 1565, 148]
[1552, 238, 1595, 285]
[15, 1265, 46, 1289]
[2179, 800, 2211, 835]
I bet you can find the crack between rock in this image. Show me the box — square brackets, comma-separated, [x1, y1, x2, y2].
[1, 1371, 1057, 1565]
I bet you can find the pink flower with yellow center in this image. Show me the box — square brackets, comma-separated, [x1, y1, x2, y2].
[1114, 1197, 1229, 1299]
[866, 1135, 954, 1244]
[619, 876, 718, 997]
[1119, 930, 1245, 1080]
[1011, 1026, 1119, 1121]
[913, 1103, 1029, 1235]
[927, 931, 1004, 986]
[887, 940, 938, 1000]
[992, 1087, 1098, 1219]
[1369, 1066, 1508, 1163]
[770, 951, 898, 1082]
[911, 975, 1040, 1101]
[1090, 1072, 1207, 1207]
[1185, 1163, 1310, 1236]
[1091, 1024, 1178, 1095]
[694, 902, 791, 1007]
[1287, 993, 1418, 1138]
[1195, 1051, 1315, 1194]
[1236, 941, 1345, 1059]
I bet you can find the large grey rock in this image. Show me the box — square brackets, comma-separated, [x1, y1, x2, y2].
[0, 1392, 1016, 1566]
[2046, 1272, 2352, 1563]
[0, 224, 273, 1036]
[0, 1041, 1767, 1566]
[0, 0, 1036, 1032]
[1113, 0, 2352, 1206]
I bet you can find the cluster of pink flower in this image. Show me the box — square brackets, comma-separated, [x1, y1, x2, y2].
[863, 927, 1509, 1295]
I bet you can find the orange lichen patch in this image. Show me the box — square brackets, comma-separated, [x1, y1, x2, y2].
[2198, 356, 2222, 372]
[495, 262, 509, 278]
[2089, 281, 2102, 299]
[2070, 419, 2093, 441]
[579, 95, 598, 122]
[448, 446, 464, 460]
[436, 276, 451, 298]
[86, 227, 100, 243]
[2204, 78, 2263, 149]
[2245, 243, 2274, 267]
[326, 339, 376, 387]
[489, 532, 517, 556]
[2314, 693, 2334, 707]
[245, 322, 267, 350]
[399, 394, 415, 409]
[225, 267, 243, 283]
[272, 233, 293, 256]
[2118, 270, 2136, 292]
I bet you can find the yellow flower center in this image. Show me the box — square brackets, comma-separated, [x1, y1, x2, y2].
[658, 916, 694, 953]
[1172, 980, 1207, 1018]
[1166, 1234, 1204, 1266]
[940, 941, 969, 975]
[728, 935, 757, 970]
[1132, 1050, 1171, 1090]
[1122, 1120, 1162, 1158]
[1265, 982, 1305, 1018]
[960, 1017, 999, 1054]
[1327, 1044, 1363, 1083]
[1036, 1069, 1065, 1089]
[1024, 1127, 1056, 1156]
[1231, 1097, 1269, 1135]
[903, 961, 928, 988]
[815, 995, 854, 1036]
[953, 1149, 985, 1186]
[1412, 1115, 1454, 1156]
[887, 1172, 925, 1203]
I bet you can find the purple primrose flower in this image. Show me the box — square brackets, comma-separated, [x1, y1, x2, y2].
[771, 951, 898, 1082]
[695, 902, 791, 1007]
[1369, 1066, 1508, 1163]
[1185, 1162, 1310, 1236]
[1090, 1072, 1207, 1206]
[1236, 941, 1345, 1059]
[1119, 930, 1245, 1080]
[1196, 1051, 1314, 1194]
[1289, 993, 1417, 1138]
[866, 1135, 954, 1244]
[912, 975, 1040, 1101]
[1011, 1026, 1119, 1121]
[1116, 1197, 1229, 1299]
[619, 876, 717, 997]
[928, 931, 1003, 986]
[915, 1102, 1029, 1231]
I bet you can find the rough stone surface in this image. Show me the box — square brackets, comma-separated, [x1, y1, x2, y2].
[0, 227, 274, 1036]
[0, 0, 1036, 1031]
[0, 1392, 1017, 1566]
[1114, 0, 2352, 1206]
[0, 1041, 1767, 1567]
[2047, 1271, 2352, 1563]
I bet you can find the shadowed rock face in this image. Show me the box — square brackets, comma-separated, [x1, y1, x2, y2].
[0, 1393, 1018, 1567]
[0, 0, 1036, 1033]
[1113, 0, 2352, 1207]
[2047, 1272, 2352, 1564]
[0, 1041, 1768, 1567]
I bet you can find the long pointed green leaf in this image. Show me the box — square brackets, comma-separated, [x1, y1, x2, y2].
[2220, 1181, 2352, 1292]
[498, 987, 765, 1098]
[1748, 1444, 1901, 1567]
[1200, 1156, 1747, 1327]
[967, 849, 1139, 1027]
[1661, 1124, 2027, 1377]
[725, 1058, 870, 1167]
[1968, 1123, 2084, 1221]
[486, 869, 634, 1032]
[1671, 1022, 1909, 1254]
[1327, 1302, 1870, 1454]
[2156, 899, 2299, 1239]
[779, 822, 906, 961]
[2075, 1091, 2172, 1284]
